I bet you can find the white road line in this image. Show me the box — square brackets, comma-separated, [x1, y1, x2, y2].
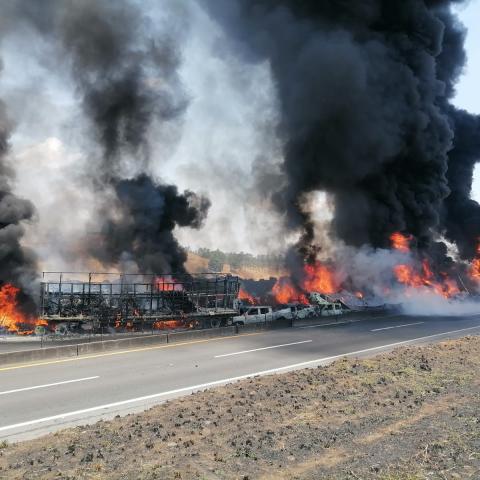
[371, 322, 425, 332]
[0, 376, 99, 397]
[298, 320, 355, 329]
[0, 324, 479, 435]
[214, 340, 312, 358]
[297, 313, 401, 329]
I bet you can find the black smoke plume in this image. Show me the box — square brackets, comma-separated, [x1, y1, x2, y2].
[58, 1, 209, 273]
[0, 86, 37, 311]
[17, 0, 209, 274]
[203, 0, 480, 268]
[432, 4, 480, 260]
[90, 174, 210, 274]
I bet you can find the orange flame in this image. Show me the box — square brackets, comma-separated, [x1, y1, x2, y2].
[0, 284, 45, 334]
[271, 262, 338, 304]
[470, 258, 480, 281]
[153, 319, 185, 330]
[155, 276, 183, 292]
[303, 262, 338, 294]
[238, 287, 256, 305]
[390, 232, 412, 253]
[272, 278, 307, 304]
[469, 239, 480, 283]
[393, 260, 459, 298]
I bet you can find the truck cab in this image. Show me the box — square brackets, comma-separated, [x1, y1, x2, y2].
[232, 306, 273, 325]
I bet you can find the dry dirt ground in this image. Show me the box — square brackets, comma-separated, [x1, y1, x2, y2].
[1, 336, 479, 479]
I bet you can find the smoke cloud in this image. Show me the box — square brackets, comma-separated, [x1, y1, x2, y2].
[0, 77, 37, 309]
[90, 174, 210, 274]
[202, 0, 480, 271]
[12, 0, 210, 274]
[56, 0, 210, 273]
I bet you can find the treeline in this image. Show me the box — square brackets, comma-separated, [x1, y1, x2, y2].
[191, 248, 285, 272]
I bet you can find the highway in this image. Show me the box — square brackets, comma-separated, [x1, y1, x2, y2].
[1, 312, 480, 442]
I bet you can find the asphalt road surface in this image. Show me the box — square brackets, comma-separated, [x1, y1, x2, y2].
[1, 312, 480, 442]
[0, 331, 169, 353]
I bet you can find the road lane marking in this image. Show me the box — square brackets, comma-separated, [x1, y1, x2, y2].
[1, 324, 479, 435]
[371, 322, 425, 332]
[296, 314, 402, 329]
[298, 320, 357, 329]
[214, 340, 312, 358]
[0, 376, 99, 397]
[0, 332, 264, 372]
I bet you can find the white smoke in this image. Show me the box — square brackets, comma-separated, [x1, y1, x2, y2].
[399, 292, 480, 316]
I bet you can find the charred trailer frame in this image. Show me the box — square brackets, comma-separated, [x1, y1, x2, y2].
[40, 272, 241, 331]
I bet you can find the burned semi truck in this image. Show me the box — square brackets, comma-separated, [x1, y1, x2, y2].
[40, 272, 241, 332]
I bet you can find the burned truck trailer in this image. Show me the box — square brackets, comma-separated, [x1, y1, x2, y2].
[40, 272, 241, 331]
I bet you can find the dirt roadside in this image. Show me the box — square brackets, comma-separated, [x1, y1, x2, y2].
[1, 336, 479, 479]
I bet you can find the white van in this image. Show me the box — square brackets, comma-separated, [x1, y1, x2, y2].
[232, 306, 273, 325]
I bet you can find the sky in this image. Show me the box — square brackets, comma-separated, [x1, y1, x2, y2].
[453, 1, 480, 201]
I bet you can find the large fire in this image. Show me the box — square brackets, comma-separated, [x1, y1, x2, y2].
[390, 232, 460, 298]
[393, 260, 459, 298]
[271, 262, 338, 304]
[0, 284, 46, 334]
[270, 232, 464, 305]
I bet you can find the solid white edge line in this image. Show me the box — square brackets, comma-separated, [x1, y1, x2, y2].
[214, 340, 313, 358]
[0, 324, 479, 434]
[0, 376, 100, 396]
[371, 322, 425, 332]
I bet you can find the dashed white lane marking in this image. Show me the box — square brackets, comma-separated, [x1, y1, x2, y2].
[0, 376, 99, 397]
[1, 324, 479, 435]
[371, 322, 425, 332]
[298, 320, 355, 329]
[214, 340, 312, 358]
[297, 314, 401, 329]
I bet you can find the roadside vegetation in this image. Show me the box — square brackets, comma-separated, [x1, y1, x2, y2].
[1, 336, 479, 479]
[192, 248, 284, 273]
